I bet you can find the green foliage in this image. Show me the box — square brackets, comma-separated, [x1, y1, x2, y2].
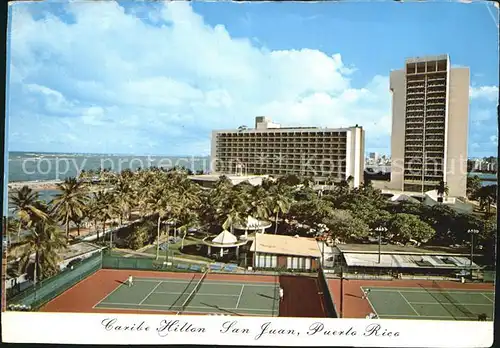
[126, 222, 155, 250]
[19, 220, 67, 282]
[323, 209, 370, 242]
[467, 175, 482, 199]
[388, 213, 436, 244]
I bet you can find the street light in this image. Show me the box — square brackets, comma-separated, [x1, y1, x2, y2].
[468, 229, 480, 279]
[375, 226, 388, 264]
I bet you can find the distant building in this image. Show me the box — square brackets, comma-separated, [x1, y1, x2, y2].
[211, 117, 365, 187]
[188, 174, 269, 189]
[368, 152, 379, 162]
[390, 55, 469, 197]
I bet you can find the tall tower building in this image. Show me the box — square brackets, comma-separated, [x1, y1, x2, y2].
[390, 55, 469, 197]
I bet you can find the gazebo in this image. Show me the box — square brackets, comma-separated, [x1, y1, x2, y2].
[233, 216, 272, 239]
[203, 230, 248, 258]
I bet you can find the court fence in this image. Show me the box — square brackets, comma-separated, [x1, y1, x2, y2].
[101, 253, 205, 272]
[317, 266, 338, 318]
[7, 252, 102, 310]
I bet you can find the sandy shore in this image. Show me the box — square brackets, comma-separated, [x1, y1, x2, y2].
[8, 180, 62, 191]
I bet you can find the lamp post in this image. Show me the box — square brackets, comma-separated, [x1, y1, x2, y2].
[375, 226, 388, 264]
[468, 228, 479, 279]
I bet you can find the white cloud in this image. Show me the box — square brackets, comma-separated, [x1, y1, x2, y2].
[470, 86, 499, 101]
[6, 2, 498, 157]
[490, 135, 498, 145]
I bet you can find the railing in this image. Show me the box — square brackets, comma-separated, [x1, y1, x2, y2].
[7, 253, 102, 310]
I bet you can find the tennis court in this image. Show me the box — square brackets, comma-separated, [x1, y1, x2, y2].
[364, 286, 495, 321]
[93, 273, 280, 316]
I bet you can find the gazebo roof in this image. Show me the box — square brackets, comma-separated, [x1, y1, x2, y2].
[233, 216, 272, 230]
[203, 230, 248, 248]
[212, 230, 238, 245]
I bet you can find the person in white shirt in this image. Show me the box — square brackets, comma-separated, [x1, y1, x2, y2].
[279, 287, 284, 301]
[362, 288, 371, 300]
[127, 275, 133, 287]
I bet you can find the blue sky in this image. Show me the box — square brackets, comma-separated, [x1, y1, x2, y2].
[6, 1, 499, 157]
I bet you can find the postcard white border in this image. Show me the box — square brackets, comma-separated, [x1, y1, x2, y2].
[1, 312, 494, 347]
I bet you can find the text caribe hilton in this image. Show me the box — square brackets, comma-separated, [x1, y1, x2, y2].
[101, 318, 206, 336]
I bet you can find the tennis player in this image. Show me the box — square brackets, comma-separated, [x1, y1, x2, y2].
[127, 275, 134, 287]
[362, 288, 371, 299]
[279, 287, 284, 301]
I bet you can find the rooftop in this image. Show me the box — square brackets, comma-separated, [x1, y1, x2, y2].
[336, 243, 475, 256]
[343, 253, 479, 270]
[250, 234, 321, 258]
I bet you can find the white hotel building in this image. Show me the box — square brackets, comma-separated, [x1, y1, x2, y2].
[210, 117, 365, 187]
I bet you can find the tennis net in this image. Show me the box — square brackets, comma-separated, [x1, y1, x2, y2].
[176, 270, 209, 314]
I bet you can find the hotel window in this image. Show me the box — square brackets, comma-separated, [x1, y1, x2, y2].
[265, 254, 272, 267]
[287, 257, 292, 269]
[305, 258, 311, 270]
[271, 255, 277, 267]
[298, 257, 305, 270]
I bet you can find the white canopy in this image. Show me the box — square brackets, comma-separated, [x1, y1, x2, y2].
[212, 230, 238, 245]
[246, 216, 260, 228]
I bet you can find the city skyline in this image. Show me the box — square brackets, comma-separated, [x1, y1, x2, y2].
[6, 1, 499, 157]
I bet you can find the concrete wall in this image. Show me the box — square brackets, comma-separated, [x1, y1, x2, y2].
[446, 68, 469, 198]
[389, 69, 406, 191]
[210, 130, 218, 173]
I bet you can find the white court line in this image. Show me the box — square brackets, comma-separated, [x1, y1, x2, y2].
[154, 291, 239, 297]
[481, 293, 494, 303]
[398, 291, 420, 316]
[236, 285, 245, 309]
[132, 278, 277, 288]
[96, 301, 274, 312]
[368, 287, 494, 294]
[92, 281, 129, 309]
[380, 314, 479, 319]
[361, 287, 380, 319]
[409, 302, 493, 306]
[139, 281, 164, 305]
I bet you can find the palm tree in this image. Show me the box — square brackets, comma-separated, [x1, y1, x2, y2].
[476, 185, 496, 216]
[19, 219, 66, 284]
[268, 184, 293, 234]
[435, 180, 449, 203]
[97, 191, 120, 248]
[51, 177, 88, 241]
[9, 186, 49, 241]
[87, 192, 102, 241]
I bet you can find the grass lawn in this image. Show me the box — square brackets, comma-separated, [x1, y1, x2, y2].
[143, 235, 214, 263]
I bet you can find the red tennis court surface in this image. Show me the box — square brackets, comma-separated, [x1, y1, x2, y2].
[328, 278, 495, 319]
[40, 269, 327, 317]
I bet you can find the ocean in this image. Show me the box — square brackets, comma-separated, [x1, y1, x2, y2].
[5, 151, 211, 208]
[4, 151, 497, 205]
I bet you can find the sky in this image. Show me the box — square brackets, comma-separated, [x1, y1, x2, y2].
[6, 0, 499, 157]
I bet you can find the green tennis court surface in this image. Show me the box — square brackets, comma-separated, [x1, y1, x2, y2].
[364, 286, 495, 321]
[94, 277, 280, 316]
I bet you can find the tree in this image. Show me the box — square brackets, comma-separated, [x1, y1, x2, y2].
[126, 224, 150, 250]
[9, 186, 49, 241]
[268, 184, 293, 234]
[323, 210, 370, 242]
[476, 185, 497, 216]
[467, 175, 482, 199]
[388, 213, 436, 244]
[423, 204, 457, 245]
[19, 219, 66, 283]
[51, 177, 88, 241]
[435, 180, 449, 203]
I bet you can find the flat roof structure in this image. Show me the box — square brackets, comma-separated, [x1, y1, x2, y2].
[335, 243, 479, 257]
[250, 234, 321, 258]
[343, 253, 479, 270]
